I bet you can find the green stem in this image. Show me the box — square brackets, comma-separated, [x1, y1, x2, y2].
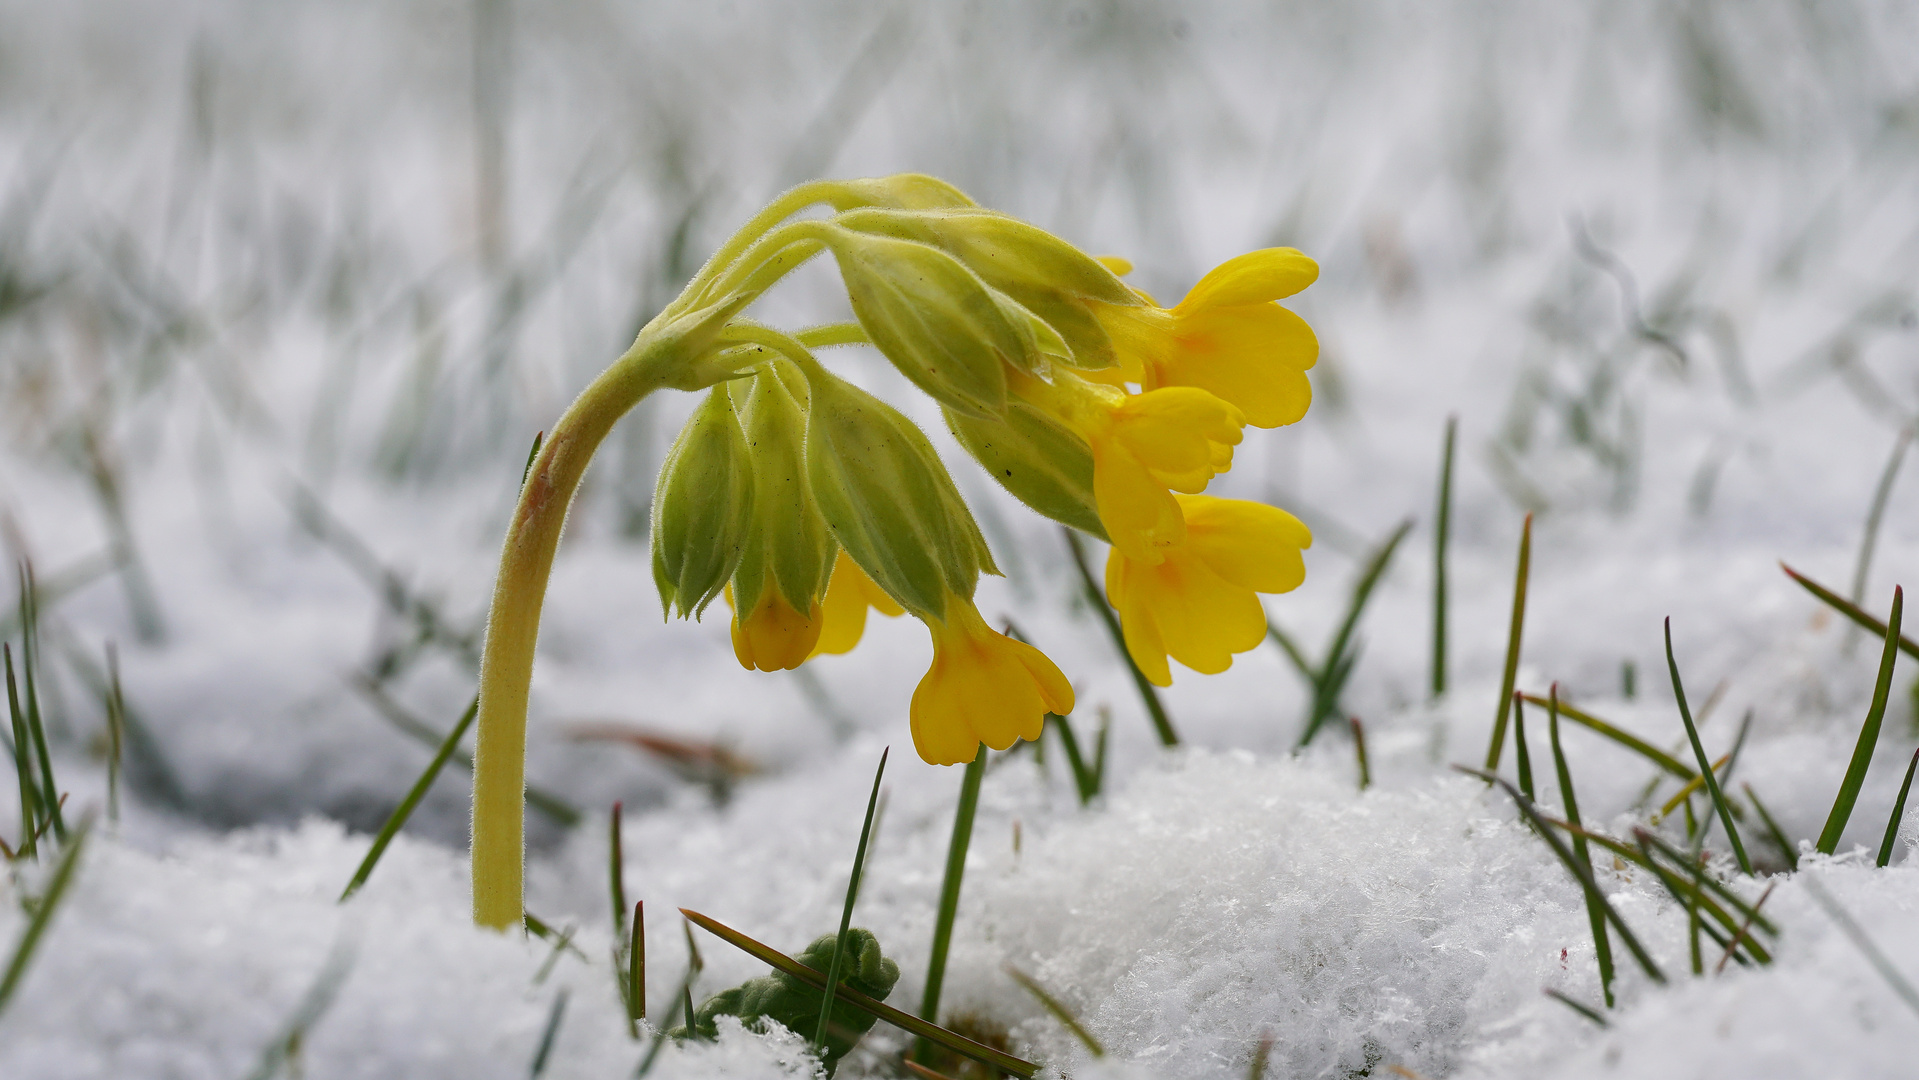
[1818, 586, 1904, 855]
[917, 743, 986, 1061]
[470, 341, 681, 930]
[1432, 415, 1455, 700]
[675, 182, 848, 313]
[1483, 513, 1532, 772]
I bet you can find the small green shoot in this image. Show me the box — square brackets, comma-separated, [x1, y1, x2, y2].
[529, 988, 569, 1077]
[15, 565, 64, 843]
[1247, 1032, 1274, 1080]
[533, 923, 579, 984]
[0, 817, 90, 1018]
[1542, 988, 1608, 1027]
[629, 901, 646, 1025]
[1743, 783, 1799, 870]
[1483, 514, 1532, 772]
[1520, 694, 1695, 782]
[1432, 415, 1456, 700]
[611, 801, 629, 948]
[1006, 965, 1104, 1058]
[104, 643, 125, 824]
[816, 747, 888, 1056]
[1297, 520, 1412, 748]
[1664, 619, 1751, 874]
[1818, 586, 1902, 854]
[635, 964, 702, 1077]
[917, 744, 984, 1064]
[680, 908, 1038, 1078]
[1781, 563, 1919, 662]
[339, 693, 480, 901]
[1050, 712, 1107, 806]
[522, 430, 546, 490]
[1877, 747, 1919, 867]
[1801, 875, 1919, 1020]
[5, 643, 40, 861]
[1547, 685, 1614, 1007]
[1454, 766, 1666, 983]
[1512, 693, 1534, 801]
[1063, 529, 1178, 747]
[1350, 716, 1371, 791]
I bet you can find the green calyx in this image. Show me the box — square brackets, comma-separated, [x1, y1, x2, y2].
[727, 362, 837, 617]
[675, 929, 900, 1074]
[945, 399, 1108, 541]
[835, 207, 1140, 370]
[802, 367, 997, 620]
[651, 385, 754, 619]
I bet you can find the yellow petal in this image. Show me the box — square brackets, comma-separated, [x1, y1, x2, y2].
[1179, 495, 1312, 594]
[1165, 303, 1317, 428]
[1174, 248, 1319, 313]
[810, 552, 904, 657]
[1096, 255, 1134, 276]
[1108, 551, 1174, 686]
[732, 594, 822, 671]
[1138, 551, 1267, 675]
[909, 601, 1066, 764]
[1091, 439, 1185, 562]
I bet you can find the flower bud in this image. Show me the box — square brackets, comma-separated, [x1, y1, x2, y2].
[803, 368, 997, 619]
[944, 400, 1106, 540]
[651, 385, 754, 619]
[820, 227, 1023, 417]
[836, 208, 1141, 371]
[727, 365, 837, 670]
[830, 173, 977, 211]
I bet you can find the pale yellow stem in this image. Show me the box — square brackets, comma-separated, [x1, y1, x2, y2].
[470, 338, 678, 930]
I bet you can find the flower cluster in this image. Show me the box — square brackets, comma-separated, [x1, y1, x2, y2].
[647, 176, 1317, 764]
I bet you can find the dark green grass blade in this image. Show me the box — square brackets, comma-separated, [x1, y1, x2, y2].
[529, 988, 569, 1077]
[1433, 415, 1456, 700]
[1782, 564, 1919, 662]
[1633, 829, 1779, 945]
[1246, 1032, 1274, 1080]
[629, 901, 646, 1024]
[610, 801, 634, 1036]
[1664, 619, 1752, 874]
[1548, 686, 1614, 1008]
[105, 643, 125, 824]
[917, 743, 985, 1063]
[1349, 717, 1371, 791]
[1802, 875, 1919, 1020]
[1715, 881, 1776, 975]
[1542, 988, 1608, 1027]
[1522, 693, 1697, 782]
[1007, 965, 1104, 1057]
[4, 645, 40, 860]
[815, 747, 888, 1054]
[1512, 693, 1534, 801]
[1484, 514, 1533, 771]
[1051, 715, 1097, 805]
[1454, 766, 1665, 983]
[1264, 620, 1314, 682]
[1877, 747, 1919, 867]
[0, 817, 89, 1017]
[1063, 529, 1178, 747]
[1300, 520, 1412, 748]
[339, 693, 479, 901]
[1552, 819, 1773, 962]
[681, 908, 1037, 1078]
[1743, 783, 1799, 870]
[634, 964, 700, 1077]
[16, 567, 63, 842]
[1819, 587, 1903, 854]
[522, 431, 546, 490]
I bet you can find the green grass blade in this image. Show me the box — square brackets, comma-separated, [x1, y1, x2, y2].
[1782, 563, 1919, 662]
[917, 743, 985, 1063]
[1714, 881, 1776, 975]
[815, 746, 888, 1054]
[1522, 694, 1696, 782]
[1664, 619, 1752, 874]
[629, 901, 646, 1024]
[1850, 426, 1911, 606]
[1743, 783, 1798, 870]
[1007, 965, 1105, 1057]
[1350, 717, 1371, 791]
[4, 644, 40, 860]
[1050, 715, 1096, 805]
[1877, 748, 1919, 867]
[0, 817, 89, 1017]
[16, 566, 63, 843]
[1433, 415, 1456, 700]
[1300, 520, 1412, 748]
[1454, 766, 1666, 983]
[1246, 1032, 1274, 1080]
[105, 643, 125, 824]
[1542, 988, 1608, 1027]
[1548, 685, 1614, 1007]
[1264, 620, 1314, 683]
[1063, 529, 1178, 747]
[1483, 514, 1533, 772]
[339, 693, 479, 901]
[529, 988, 569, 1078]
[1632, 829, 1778, 946]
[611, 800, 635, 1036]
[1818, 586, 1903, 854]
[680, 908, 1038, 1078]
[1512, 693, 1534, 801]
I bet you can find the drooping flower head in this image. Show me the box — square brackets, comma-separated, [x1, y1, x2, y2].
[911, 596, 1075, 766]
[1105, 494, 1312, 686]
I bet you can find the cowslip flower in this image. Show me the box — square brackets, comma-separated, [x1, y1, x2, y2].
[811, 550, 904, 656]
[1011, 369, 1244, 562]
[728, 584, 821, 671]
[1090, 248, 1318, 429]
[910, 594, 1075, 765]
[1105, 494, 1312, 686]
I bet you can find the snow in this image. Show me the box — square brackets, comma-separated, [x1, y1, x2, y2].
[4, 0, 1919, 1076]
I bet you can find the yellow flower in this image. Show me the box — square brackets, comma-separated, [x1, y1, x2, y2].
[1105, 494, 1312, 686]
[727, 584, 822, 672]
[1011, 370, 1244, 563]
[910, 597, 1074, 766]
[1091, 248, 1319, 429]
[811, 550, 905, 657]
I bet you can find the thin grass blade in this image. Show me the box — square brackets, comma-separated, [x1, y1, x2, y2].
[680, 908, 1038, 1078]
[529, 988, 569, 1078]
[1743, 783, 1799, 870]
[1350, 717, 1371, 791]
[1483, 514, 1532, 771]
[0, 817, 89, 1017]
[1877, 747, 1919, 867]
[1818, 587, 1902, 854]
[1542, 988, 1608, 1027]
[1512, 693, 1534, 801]
[1802, 875, 1919, 1020]
[1520, 693, 1695, 781]
[1782, 563, 1919, 661]
[917, 743, 985, 1063]
[1301, 520, 1411, 747]
[1432, 415, 1456, 700]
[815, 746, 888, 1054]
[1006, 965, 1104, 1057]
[630, 901, 646, 1024]
[340, 694, 479, 901]
[1063, 529, 1177, 747]
[1548, 685, 1614, 1007]
[4, 644, 40, 860]
[1664, 619, 1752, 873]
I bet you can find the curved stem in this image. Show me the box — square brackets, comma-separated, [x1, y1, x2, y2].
[672, 181, 848, 317]
[470, 339, 680, 929]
